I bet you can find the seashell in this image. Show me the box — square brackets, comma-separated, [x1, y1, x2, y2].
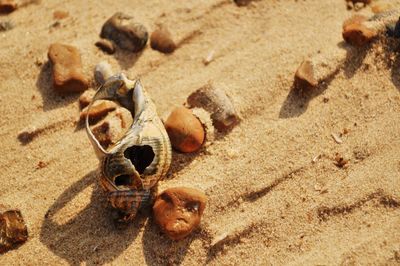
[85, 74, 171, 220]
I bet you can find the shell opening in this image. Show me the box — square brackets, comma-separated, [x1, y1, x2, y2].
[114, 175, 133, 187]
[123, 145, 155, 174]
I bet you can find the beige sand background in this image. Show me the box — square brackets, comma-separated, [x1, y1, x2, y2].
[1, 0, 400, 265]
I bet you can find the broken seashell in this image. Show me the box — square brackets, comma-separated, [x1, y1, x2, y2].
[85, 73, 171, 221]
[0, 208, 28, 253]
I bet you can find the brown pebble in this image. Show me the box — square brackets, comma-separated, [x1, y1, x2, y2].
[0, 209, 28, 254]
[294, 60, 318, 89]
[186, 84, 239, 132]
[48, 43, 89, 93]
[80, 100, 117, 122]
[334, 153, 349, 168]
[153, 187, 207, 241]
[95, 39, 115, 54]
[342, 17, 377, 46]
[36, 161, 47, 169]
[53, 10, 69, 20]
[17, 126, 39, 144]
[0, 0, 17, 14]
[78, 89, 95, 109]
[100, 12, 148, 52]
[150, 27, 176, 54]
[165, 107, 205, 153]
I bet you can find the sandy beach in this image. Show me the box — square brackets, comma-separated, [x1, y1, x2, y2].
[0, 0, 400, 265]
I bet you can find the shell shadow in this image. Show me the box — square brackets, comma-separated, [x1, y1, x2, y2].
[39, 170, 145, 265]
[165, 150, 200, 180]
[35, 62, 80, 111]
[112, 48, 144, 70]
[141, 216, 196, 265]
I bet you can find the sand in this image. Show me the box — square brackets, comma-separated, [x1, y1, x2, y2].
[1, 0, 400, 265]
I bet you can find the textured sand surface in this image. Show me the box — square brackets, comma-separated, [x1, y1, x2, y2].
[1, 0, 400, 265]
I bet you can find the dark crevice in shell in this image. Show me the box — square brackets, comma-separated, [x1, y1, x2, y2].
[123, 145, 155, 174]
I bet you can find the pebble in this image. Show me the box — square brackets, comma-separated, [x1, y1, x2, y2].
[342, 19, 377, 46]
[164, 107, 205, 153]
[17, 126, 39, 144]
[90, 111, 128, 149]
[0, 0, 17, 14]
[95, 39, 115, 54]
[48, 43, 89, 93]
[94, 61, 113, 86]
[186, 84, 239, 132]
[53, 10, 69, 20]
[100, 12, 148, 52]
[294, 60, 318, 89]
[0, 208, 28, 253]
[150, 26, 176, 54]
[334, 153, 349, 168]
[78, 89, 95, 109]
[0, 20, 13, 31]
[153, 187, 207, 241]
[80, 100, 117, 122]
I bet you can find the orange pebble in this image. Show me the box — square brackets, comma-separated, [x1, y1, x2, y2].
[164, 107, 205, 153]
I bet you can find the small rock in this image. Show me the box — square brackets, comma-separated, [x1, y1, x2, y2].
[150, 26, 176, 54]
[203, 50, 215, 65]
[0, 0, 17, 14]
[94, 61, 113, 86]
[48, 43, 89, 93]
[153, 187, 207, 241]
[164, 107, 205, 153]
[294, 60, 318, 89]
[17, 126, 39, 143]
[186, 84, 239, 132]
[53, 10, 69, 20]
[95, 39, 115, 54]
[0, 20, 13, 31]
[80, 100, 117, 122]
[343, 20, 377, 46]
[0, 209, 28, 254]
[100, 12, 148, 52]
[79, 89, 95, 109]
[346, 0, 371, 9]
[334, 153, 349, 168]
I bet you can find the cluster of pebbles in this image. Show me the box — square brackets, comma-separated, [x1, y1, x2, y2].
[19, 8, 239, 242]
[295, 2, 400, 90]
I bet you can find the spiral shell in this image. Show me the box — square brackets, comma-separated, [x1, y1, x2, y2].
[86, 74, 171, 219]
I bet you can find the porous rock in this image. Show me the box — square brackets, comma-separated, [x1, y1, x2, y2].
[153, 187, 207, 240]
